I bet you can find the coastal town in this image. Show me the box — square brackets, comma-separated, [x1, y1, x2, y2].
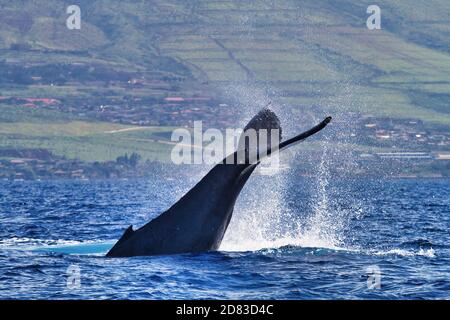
[0, 112, 448, 181]
[0, 39, 448, 180]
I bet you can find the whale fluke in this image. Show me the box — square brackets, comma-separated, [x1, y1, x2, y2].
[107, 109, 331, 257]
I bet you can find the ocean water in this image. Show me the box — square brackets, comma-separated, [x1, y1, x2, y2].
[0, 175, 448, 299]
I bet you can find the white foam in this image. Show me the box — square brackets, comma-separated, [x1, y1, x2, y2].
[372, 248, 436, 258]
[220, 233, 344, 252]
[0, 237, 82, 248]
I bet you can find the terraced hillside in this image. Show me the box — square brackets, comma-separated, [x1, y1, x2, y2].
[0, 0, 449, 169]
[154, 0, 450, 125]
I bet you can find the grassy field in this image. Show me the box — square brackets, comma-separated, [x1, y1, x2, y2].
[0, 105, 175, 162]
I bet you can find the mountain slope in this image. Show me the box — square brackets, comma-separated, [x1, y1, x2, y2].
[0, 0, 448, 167]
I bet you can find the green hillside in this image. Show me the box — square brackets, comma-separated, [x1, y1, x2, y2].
[0, 0, 449, 166]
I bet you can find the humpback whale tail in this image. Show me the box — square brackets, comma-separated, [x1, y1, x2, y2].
[240, 107, 282, 161]
[231, 108, 331, 166]
[106, 108, 331, 257]
[243, 107, 282, 138]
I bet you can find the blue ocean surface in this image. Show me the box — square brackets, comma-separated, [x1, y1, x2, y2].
[0, 174, 448, 299]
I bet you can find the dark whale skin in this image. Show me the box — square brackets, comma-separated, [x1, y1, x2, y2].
[106, 110, 331, 257]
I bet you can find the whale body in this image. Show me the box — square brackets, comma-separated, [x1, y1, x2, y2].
[107, 109, 331, 257]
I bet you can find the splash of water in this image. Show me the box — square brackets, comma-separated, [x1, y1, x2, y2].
[220, 166, 287, 251]
[215, 54, 363, 252]
[301, 141, 345, 248]
[218, 82, 348, 251]
[221, 138, 346, 252]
